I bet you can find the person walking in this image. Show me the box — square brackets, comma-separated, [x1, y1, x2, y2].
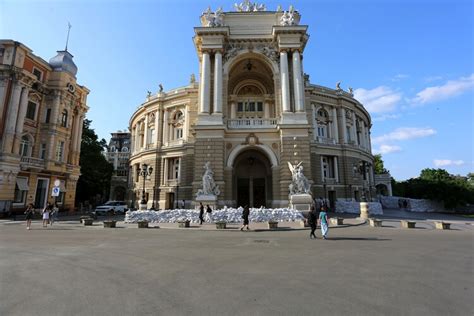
[240, 205, 250, 231]
[42, 204, 51, 228]
[50, 202, 59, 226]
[318, 206, 329, 239]
[307, 206, 317, 239]
[205, 205, 213, 223]
[24, 203, 34, 230]
[199, 203, 205, 225]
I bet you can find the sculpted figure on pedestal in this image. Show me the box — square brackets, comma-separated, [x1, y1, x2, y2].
[196, 161, 220, 197]
[288, 161, 311, 195]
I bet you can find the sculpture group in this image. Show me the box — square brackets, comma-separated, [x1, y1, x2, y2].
[288, 161, 311, 195]
[196, 161, 220, 197]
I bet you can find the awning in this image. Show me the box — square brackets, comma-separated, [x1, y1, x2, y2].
[59, 180, 66, 192]
[16, 177, 29, 191]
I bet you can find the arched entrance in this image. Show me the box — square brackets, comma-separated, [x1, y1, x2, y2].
[233, 149, 272, 208]
[376, 184, 388, 196]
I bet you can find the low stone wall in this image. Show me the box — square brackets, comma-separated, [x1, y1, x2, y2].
[335, 201, 383, 215]
[380, 196, 444, 212]
[380, 196, 401, 209]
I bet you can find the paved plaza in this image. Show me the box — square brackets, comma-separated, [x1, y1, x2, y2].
[0, 212, 473, 316]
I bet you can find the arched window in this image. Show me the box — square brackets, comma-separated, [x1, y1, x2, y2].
[171, 110, 184, 141]
[61, 110, 68, 127]
[315, 108, 330, 138]
[19, 135, 31, 157]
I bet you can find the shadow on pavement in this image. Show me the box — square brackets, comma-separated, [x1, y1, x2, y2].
[327, 237, 391, 241]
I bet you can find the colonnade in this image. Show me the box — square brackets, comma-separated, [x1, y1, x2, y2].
[280, 49, 305, 113]
[199, 50, 223, 114]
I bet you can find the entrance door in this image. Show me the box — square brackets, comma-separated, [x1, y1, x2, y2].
[237, 178, 250, 207]
[34, 178, 49, 208]
[253, 178, 266, 207]
[166, 192, 174, 210]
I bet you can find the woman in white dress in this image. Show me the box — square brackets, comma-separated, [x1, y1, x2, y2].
[42, 204, 51, 227]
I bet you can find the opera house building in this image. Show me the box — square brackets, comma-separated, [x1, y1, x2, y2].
[129, 4, 376, 210]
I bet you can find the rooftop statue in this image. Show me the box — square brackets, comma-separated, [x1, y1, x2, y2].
[196, 161, 221, 197]
[159, 84, 163, 93]
[288, 161, 311, 195]
[202, 7, 224, 27]
[280, 5, 299, 26]
[234, 0, 266, 12]
[336, 81, 342, 90]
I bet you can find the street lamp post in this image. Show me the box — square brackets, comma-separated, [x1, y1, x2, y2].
[139, 163, 153, 210]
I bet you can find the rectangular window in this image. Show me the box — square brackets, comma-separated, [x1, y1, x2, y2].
[248, 102, 255, 112]
[176, 128, 183, 139]
[135, 165, 140, 182]
[149, 129, 155, 144]
[257, 102, 263, 112]
[26, 101, 37, 120]
[55, 141, 64, 162]
[167, 158, 180, 180]
[237, 102, 243, 112]
[32, 68, 42, 81]
[45, 109, 51, 123]
[318, 126, 326, 137]
[40, 143, 47, 159]
[322, 156, 335, 179]
[346, 126, 351, 141]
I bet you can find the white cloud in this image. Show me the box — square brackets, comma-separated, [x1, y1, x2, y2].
[373, 144, 402, 155]
[372, 127, 436, 145]
[372, 114, 401, 122]
[412, 74, 474, 104]
[354, 86, 402, 114]
[391, 74, 409, 82]
[433, 159, 465, 167]
[424, 75, 443, 82]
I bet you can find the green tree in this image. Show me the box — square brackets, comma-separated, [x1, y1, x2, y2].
[420, 168, 451, 182]
[373, 154, 389, 174]
[75, 119, 114, 206]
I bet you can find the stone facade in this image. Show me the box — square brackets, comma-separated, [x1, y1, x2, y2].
[0, 40, 89, 213]
[129, 6, 376, 210]
[105, 131, 131, 201]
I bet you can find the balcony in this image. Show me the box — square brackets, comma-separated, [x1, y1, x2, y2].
[316, 136, 336, 145]
[165, 139, 184, 147]
[165, 179, 179, 187]
[227, 118, 277, 129]
[20, 157, 44, 169]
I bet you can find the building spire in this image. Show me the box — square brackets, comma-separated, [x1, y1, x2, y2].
[65, 22, 72, 51]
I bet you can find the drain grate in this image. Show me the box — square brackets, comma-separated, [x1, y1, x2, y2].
[253, 240, 270, 243]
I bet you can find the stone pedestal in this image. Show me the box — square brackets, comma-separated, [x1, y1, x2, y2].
[359, 202, 369, 219]
[289, 194, 313, 211]
[195, 194, 217, 210]
[139, 203, 147, 211]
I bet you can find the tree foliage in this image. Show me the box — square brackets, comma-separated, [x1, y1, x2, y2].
[373, 154, 389, 174]
[392, 168, 474, 209]
[75, 119, 114, 206]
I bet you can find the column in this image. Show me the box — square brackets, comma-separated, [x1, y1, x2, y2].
[143, 115, 148, 148]
[48, 92, 61, 160]
[332, 107, 339, 143]
[334, 156, 339, 183]
[2, 83, 22, 153]
[183, 105, 188, 140]
[135, 122, 141, 151]
[163, 110, 169, 145]
[0, 79, 7, 123]
[292, 50, 305, 112]
[360, 122, 366, 149]
[264, 102, 270, 119]
[155, 110, 160, 146]
[199, 52, 211, 114]
[213, 51, 222, 113]
[351, 114, 357, 144]
[13, 86, 30, 154]
[339, 108, 347, 143]
[230, 102, 236, 119]
[75, 116, 84, 164]
[280, 51, 291, 112]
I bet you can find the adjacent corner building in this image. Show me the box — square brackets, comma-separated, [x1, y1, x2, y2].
[0, 40, 89, 213]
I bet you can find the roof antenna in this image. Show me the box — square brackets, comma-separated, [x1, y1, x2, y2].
[65, 22, 72, 51]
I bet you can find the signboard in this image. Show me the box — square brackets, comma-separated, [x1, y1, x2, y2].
[51, 186, 60, 197]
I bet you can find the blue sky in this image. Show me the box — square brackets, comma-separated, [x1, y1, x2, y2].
[1, 0, 473, 180]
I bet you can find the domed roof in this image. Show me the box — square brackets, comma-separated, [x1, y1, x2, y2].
[49, 50, 77, 76]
